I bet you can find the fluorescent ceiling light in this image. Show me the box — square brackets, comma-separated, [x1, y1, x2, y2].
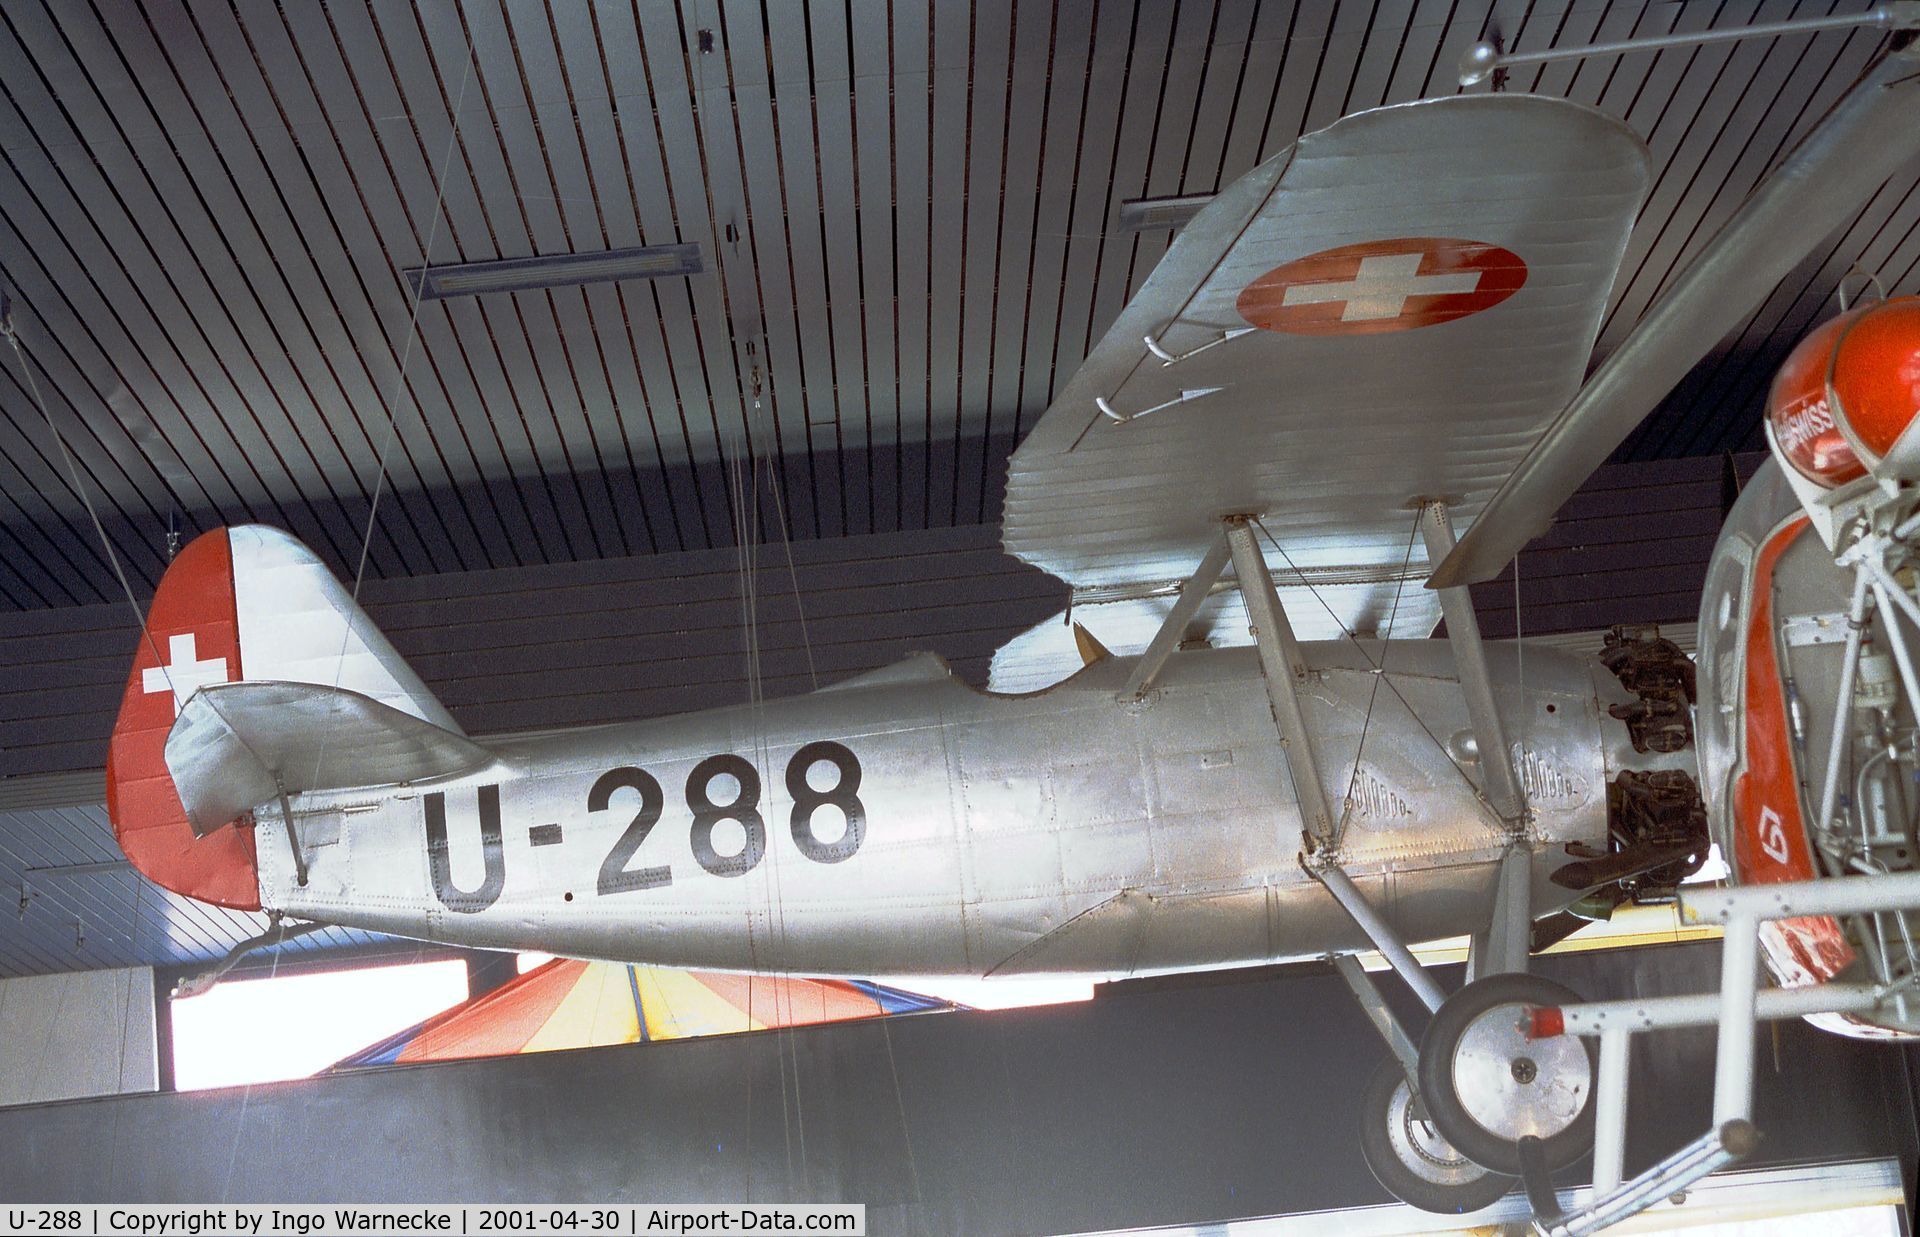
[404, 243, 704, 300]
[1117, 194, 1215, 233]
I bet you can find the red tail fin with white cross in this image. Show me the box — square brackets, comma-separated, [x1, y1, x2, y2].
[106, 528, 259, 909]
[107, 525, 468, 910]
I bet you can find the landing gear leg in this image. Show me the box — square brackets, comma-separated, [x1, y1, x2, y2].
[1335, 955, 1516, 1213]
[1317, 848, 1598, 1209]
[1424, 846, 1599, 1190]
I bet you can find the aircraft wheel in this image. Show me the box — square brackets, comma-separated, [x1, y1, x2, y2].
[1416, 973, 1597, 1176]
[1358, 1058, 1516, 1214]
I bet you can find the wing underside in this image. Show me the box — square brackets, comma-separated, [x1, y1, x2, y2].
[994, 94, 1648, 691]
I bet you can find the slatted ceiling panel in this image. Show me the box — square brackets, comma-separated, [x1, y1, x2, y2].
[923, 0, 966, 528]
[741, 0, 829, 542]
[1387, 3, 1464, 100]
[0, 17, 346, 581]
[1039, 2, 1126, 443]
[1214, 6, 1285, 178]
[115, 0, 460, 578]
[288, 5, 535, 570]
[0, 365, 156, 606]
[0, 0, 1917, 610]
[165, 2, 470, 565]
[1300, 7, 1375, 135]
[982, 0, 1048, 479]
[414, 4, 597, 565]
[947, 4, 1006, 529]
[1595, 3, 1812, 341]
[1121, 1, 1212, 301]
[852, 8, 902, 530]
[0, 241, 202, 577]
[1334, 1, 1406, 116]
[1011, 5, 1088, 448]
[499, 2, 656, 559]
[568, 3, 722, 555]
[453, 3, 610, 561]
[545, 12, 667, 556]
[1093, 4, 1173, 324]
[29, 3, 423, 581]
[1211, 6, 1288, 182]
[809, 4, 877, 535]
[0, 199, 229, 547]
[1609, 7, 1867, 325]
[890, 5, 933, 533]
[631, 3, 748, 486]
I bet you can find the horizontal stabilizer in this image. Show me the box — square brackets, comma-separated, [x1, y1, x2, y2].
[165, 681, 495, 836]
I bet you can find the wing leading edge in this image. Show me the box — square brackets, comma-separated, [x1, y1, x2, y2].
[995, 94, 1648, 690]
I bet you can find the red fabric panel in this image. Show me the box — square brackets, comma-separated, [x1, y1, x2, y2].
[691, 972, 885, 1027]
[398, 959, 588, 1062]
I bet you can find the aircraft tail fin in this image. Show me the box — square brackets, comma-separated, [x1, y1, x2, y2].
[107, 525, 463, 909]
[215, 524, 460, 729]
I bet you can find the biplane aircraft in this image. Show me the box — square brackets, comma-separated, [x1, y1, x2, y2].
[103, 19, 1920, 1232]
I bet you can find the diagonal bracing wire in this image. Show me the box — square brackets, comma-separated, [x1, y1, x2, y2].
[1251, 517, 1489, 809]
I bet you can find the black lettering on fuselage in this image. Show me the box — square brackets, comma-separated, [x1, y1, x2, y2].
[425, 784, 506, 913]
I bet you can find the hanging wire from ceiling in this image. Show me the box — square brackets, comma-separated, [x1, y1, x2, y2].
[311, 11, 481, 795]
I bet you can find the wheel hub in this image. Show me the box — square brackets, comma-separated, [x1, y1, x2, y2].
[1450, 1000, 1591, 1141]
[1386, 1077, 1485, 1186]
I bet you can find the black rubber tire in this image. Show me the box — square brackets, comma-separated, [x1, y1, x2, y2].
[1357, 1058, 1517, 1215]
[1416, 973, 1598, 1176]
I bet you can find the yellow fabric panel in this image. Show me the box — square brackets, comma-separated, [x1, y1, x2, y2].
[520, 961, 640, 1052]
[633, 965, 760, 1039]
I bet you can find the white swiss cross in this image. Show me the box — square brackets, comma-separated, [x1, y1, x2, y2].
[141, 632, 230, 715]
[1281, 252, 1483, 322]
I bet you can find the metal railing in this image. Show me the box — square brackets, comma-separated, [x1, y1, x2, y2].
[1524, 871, 1920, 1236]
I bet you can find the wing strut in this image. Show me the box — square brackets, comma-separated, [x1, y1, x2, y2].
[1224, 517, 1337, 852]
[1117, 532, 1233, 701]
[1430, 39, 1920, 590]
[1419, 501, 1528, 827]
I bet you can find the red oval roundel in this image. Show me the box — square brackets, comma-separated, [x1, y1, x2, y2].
[1237, 237, 1527, 336]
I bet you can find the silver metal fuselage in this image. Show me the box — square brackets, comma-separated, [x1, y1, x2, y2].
[260, 641, 1627, 979]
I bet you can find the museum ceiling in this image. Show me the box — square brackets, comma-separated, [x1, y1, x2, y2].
[0, 0, 1915, 610]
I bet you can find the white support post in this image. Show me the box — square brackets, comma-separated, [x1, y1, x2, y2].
[1537, 870, 1920, 1236]
[1681, 868, 1920, 920]
[1419, 501, 1527, 826]
[1557, 981, 1886, 1032]
[1224, 517, 1337, 850]
[1592, 1028, 1631, 1194]
[1711, 914, 1760, 1126]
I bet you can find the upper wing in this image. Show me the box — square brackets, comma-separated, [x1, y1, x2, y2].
[997, 94, 1647, 687]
